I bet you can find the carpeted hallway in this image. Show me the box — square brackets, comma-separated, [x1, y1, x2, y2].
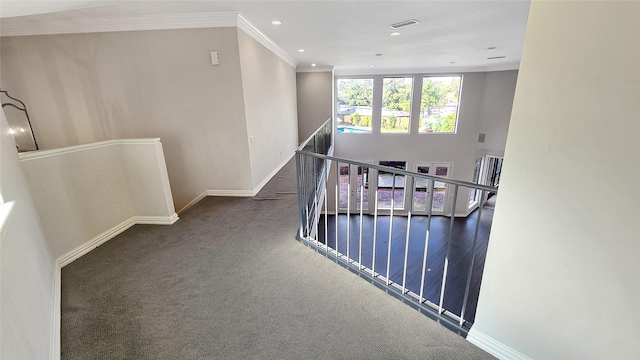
[61, 158, 494, 359]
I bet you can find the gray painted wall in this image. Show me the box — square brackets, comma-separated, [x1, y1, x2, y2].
[1, 110, 55, 359]
[329, 71, 517, 215]
[477, 70, 518, 157]
[0, 27, 254, 211]
[237, 30, 298, 189]
[296, 71, 333, 143]
[470, 1, 640, 358]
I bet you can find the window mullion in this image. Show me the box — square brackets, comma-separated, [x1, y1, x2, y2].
[371, 75, 383, 134]
[410, 74, 423, 134]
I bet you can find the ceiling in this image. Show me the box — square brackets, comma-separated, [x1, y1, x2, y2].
[0, 1, 531, 74]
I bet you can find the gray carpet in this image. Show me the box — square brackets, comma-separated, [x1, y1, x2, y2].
[61, 158, 494, 359]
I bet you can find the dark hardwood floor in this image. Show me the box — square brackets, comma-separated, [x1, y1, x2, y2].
[317, 196, 495, 324]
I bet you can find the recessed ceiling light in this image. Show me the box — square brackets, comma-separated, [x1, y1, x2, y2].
[368, 64, 375, 67]
[390, 32, 401, 36]
[298, 49, 305, 52]
[487, 56, 506, 60]
[271, 20, 282, 25]
[311, 63, 317, 67]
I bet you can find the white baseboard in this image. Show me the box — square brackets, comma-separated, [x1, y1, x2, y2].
[178, 189, 252, 215]
[51, 213, 179, 359]
[206, 189, 255, 197]
[467, 328, 530, 360]
[178, 152, 295, 213]
[178, 190, 209, 214]
[135, 213, 179, 225]
[57, 218, 137, 267]
[252, 152, 295, 195]
[50, 265, 61, 360]
[57, 214, 179, 267]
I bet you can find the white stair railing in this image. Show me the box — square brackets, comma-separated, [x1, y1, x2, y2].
[295, 119, 497, 335]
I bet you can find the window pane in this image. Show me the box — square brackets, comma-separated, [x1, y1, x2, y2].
[419, 76, 462, 133]
[378, 161, 406, 209]
[381, 77, 412, 134]
[356, 166, 369, 211]
[337, 78, 373, 133]
[413, 166, 430, 211]
[469, 158, 482, 205]
[339, 165, 349, 210]
[433, 166, 448, 212]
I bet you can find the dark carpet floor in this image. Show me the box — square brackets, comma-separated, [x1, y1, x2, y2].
[61, 158, 494, 359]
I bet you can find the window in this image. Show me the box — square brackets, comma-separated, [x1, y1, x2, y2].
[413, 166, 430, 211]
[338, 164, 370, 212]
[338, 165, 349, 210]
[377, 161, 406, 209]
[469, 158, 483, 206]
[418, 76, 462, 133]
[336, 78, 374, 133]
[356, 166, 369, 211]
[381, 77, 412, 134]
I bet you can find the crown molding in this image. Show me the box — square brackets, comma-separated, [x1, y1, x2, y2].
[0, 12, 239, 37]
[334, 62, 520, 76]
[296, 65, 334, 73]
[0, 11, 297, 69]
[236, 13, 296, 68]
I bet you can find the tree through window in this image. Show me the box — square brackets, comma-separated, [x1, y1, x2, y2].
[419, 76, 462, 133]
[381, 77, 412, 134]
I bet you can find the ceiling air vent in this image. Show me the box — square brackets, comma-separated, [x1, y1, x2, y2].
[390, 19, 419, 29]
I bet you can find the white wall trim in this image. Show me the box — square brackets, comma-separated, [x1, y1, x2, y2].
[1, 12, 239, 37]
[178, 152, 294, 213]
[134, 214, 179, 225]
[237, 14, 296, 68]
[296, 67, 334, 73]
[56, 214, 178, 267]
[252, 152, 295, 195]
[50, 213, 177, 359]
[467, 328, 531, 360]
[177, 190, 209, 214]
[18, 138, 161, 161]
[334, 63, 519, 76]
[1, 11, 298, 69]
[177, 188, 256, 215]
[49, 265, 61, 360]
[57, 218, 137, 267]
[178, 189, 253, 215]
[207, 189, 255, 197]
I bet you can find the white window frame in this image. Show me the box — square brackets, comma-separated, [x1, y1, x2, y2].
[334, 73, 464, 136]
[417, 75, 464, 135]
